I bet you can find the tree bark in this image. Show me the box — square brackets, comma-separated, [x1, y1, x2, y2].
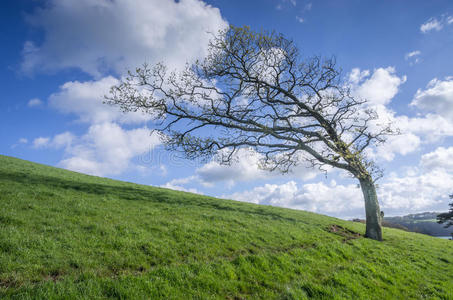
[359, 177, 383, 241]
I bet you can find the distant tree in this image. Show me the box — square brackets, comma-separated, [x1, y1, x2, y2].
[106, 26, 396, 241]
[437, 194, 453, 231]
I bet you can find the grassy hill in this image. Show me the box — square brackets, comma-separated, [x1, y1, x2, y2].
[0, 155, 452, 299]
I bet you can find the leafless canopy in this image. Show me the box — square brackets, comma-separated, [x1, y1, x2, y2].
[107, 26, 394, 181]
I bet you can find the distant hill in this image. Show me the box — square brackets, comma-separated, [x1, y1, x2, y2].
[384, 212, 453, 237]
[0, 155, 452, 299]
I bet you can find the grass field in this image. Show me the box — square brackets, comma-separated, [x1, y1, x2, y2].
[0, 155, 452, 299]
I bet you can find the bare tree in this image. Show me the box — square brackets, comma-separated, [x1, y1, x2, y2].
[106, 26, 395, 241]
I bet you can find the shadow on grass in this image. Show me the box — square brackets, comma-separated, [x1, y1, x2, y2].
[0, 170, 299, 223]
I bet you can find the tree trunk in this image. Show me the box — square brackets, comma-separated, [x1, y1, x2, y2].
[359, 177, 383, 241]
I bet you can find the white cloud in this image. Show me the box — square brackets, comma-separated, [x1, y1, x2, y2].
[33, 132, 75, 149]
[11, 138, 29, 149]
[411, 77, 453, 119]
[33, 123, 161, 176]
[27, 0, 229, 180]
[159, 165, 168, 177]
[405, 50, 421, 59]
[294, 2, 311, 23]
[21, 0, 227, 77]
[347, 68, 424, 161]
[366, 146, 453, 214]
[27, 98, 43, 107]
[348, 68, 370, 85]
[49, 76, 151, 124]
[350, 67, 406, 106]
[420, 146, 453, 172]
[195, 148, 321, 187]
[161, 182, 199, 194]
[367, 133, 421, 162]
[448, 16, 453, 25]
[379, 169, 453, 213]
[420, 18, 443, 33]
[60, 123, 161, 176]
[196, 148, 268, 187]
[362, 106, 453, 162]
[276, 0, 297, 10]
[420, 15, 453, 33]
[157, 148, 324, 191]
[52, 132, 76, 149]
[404, 50, 421, 64]
[225, 180, 364, 218]
[362, 105, 453, 162]
[371, 103, 453, 142]
[161, 176, 199, 193]
[348, 69, 453, 162]
[32, 137, 50, 148]
[224, 145, 453, 218]
[396, 114, 453, 142]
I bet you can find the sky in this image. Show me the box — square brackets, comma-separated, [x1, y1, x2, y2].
[1, 0, 453, 219]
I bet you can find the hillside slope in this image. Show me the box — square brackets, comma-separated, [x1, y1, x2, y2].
[0, 155, 452, 299]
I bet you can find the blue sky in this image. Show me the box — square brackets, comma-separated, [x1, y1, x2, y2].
[1, 0, 453, 218]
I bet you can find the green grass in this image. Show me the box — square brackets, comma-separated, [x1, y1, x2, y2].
[0, 155, 452, 299]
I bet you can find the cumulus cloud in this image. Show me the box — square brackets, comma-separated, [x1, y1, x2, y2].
[32, 137, 50, 148]
[349, 69, 453, 162]
[196, 148, 268, 187]
[225, 145, 453, 218]
[52, 132, 76, 149]
[350, 67, 406, 106]
[161, 176, 199, 194]
[367, 133, 421, 162]
[195, 148, 322, 187]
[49, 76, 151, 124]
[60, 123, 161, 176]
[379, 169, 452, 214]
[363, 108, 453, 161]
[27, 98, 43, 107]
[370, 102, 453, 143]
[411, 77, 453, 119]
[225, 180, 364, 218]
[420, 146, 453, 172]
[33, 123, 161, 176]
[159, 148, 323, 191]
[347, 67, 425, 161]
[396, 114, 453, 142]
[21, 0, 227, 77]
[26, 0, 229, 180]
[367, 145, 453, 214]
